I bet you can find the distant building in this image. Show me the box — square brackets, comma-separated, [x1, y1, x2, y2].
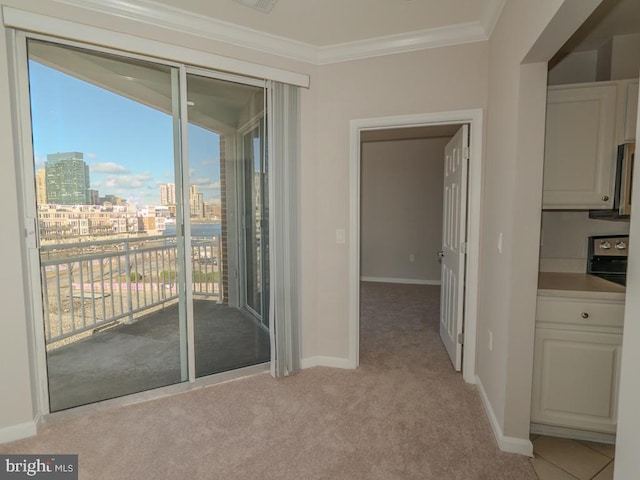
[88, 189, 100, 205]
[45, 152, 90, 205]
[100, 194, 124, 206]
[189, 185, 204, 218]
[160, 183, 176, 206]
[37, 204, 139, 239]
[35, 168, 47, 206]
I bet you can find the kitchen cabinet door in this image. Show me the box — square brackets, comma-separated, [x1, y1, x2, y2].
[543, 84, 617, 209]
[623, 79, 638, 143]
[531, 328, 622, 434]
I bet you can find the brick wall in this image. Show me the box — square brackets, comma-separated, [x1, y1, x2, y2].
[219, 136, 229, 305]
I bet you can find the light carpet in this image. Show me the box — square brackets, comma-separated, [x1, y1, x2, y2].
[1, 282, 537, 479]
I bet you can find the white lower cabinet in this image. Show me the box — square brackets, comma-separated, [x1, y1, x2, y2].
[531, 295, 624, 435]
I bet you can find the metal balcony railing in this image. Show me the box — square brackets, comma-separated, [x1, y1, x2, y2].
[40, 234, 222, 346]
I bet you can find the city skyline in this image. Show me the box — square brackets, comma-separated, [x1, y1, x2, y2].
[29, 59, 222, 209]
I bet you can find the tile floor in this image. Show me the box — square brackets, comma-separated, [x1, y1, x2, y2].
[530, 435, 615, 480]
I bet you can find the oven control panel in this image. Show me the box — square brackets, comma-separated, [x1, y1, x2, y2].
[591, 236, 629, 257]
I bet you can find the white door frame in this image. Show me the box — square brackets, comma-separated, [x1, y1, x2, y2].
[349, 109, 483, 384]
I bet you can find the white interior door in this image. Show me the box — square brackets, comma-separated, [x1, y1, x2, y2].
[439, 125, 469, 371]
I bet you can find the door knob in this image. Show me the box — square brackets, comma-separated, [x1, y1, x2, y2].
[437, 251, 444, 258]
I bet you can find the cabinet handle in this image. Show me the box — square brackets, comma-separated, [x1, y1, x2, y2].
[602, 195, 610, 202]
[581, 312, 589, 319]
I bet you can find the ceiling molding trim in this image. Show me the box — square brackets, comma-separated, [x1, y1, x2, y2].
[51, 0, 492, 65]
[53, 0, 319, 63]
[317, 22, 488, 65]
[3, 6, 310, 87]
[481, 0, 507, 38]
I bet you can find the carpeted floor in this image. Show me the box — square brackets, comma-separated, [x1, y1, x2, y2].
[1, 282, 537, 479]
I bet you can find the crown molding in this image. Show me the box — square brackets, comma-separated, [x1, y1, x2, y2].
[52, 0, 500, 65]
[53, 0, 319, 63]
[317, 22, 487, 64]
[480, 0, 507, 38]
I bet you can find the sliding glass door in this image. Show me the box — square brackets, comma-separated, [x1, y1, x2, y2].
[185, 71, 270, 378]
[22, 37, 271, 412]
[241, 119, 270, 328]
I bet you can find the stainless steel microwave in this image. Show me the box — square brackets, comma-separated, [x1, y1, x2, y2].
[589, 142, 635, 220]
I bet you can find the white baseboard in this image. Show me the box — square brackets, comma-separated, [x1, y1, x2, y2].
[530, 423, 616, 445]
[360, 276, 441, 285]
[301, 356, 356, 370]
[476, 375, 533, 457]
[0, 419, 38, 444]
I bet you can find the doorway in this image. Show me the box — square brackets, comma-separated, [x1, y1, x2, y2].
[19, 36, 272, 412]
[349, 110, 483, 383]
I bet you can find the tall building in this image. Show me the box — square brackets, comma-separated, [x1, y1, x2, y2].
[45, 152, 90, 205]
[87, 189, 100, 205]
[35, 168, 47, 205]
[160, 183, 176, 206]
[189, 185, 204, 218]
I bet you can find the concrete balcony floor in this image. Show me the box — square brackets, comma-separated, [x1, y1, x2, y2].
[46, 299, 270, 412]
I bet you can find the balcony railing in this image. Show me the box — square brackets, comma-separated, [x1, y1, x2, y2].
[40, 234, 222, 347]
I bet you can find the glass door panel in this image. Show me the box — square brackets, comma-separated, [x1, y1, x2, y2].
[27, 39, 188, 411]
[242, 121, 270, 328]
[185, 72, 270, 377]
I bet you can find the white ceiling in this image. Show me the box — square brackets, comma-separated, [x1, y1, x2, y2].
[58, 0, 640, 64]
[151, 0, 490, 47]
[361, 125, 460, 143]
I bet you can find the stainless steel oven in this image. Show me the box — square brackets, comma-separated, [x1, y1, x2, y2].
[587, 235, 629, 286]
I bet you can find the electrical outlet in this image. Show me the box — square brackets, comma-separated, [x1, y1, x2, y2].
[488, 330, 493, 351]
[409, 254, 415, 262]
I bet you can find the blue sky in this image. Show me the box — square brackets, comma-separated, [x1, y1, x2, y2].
[28, 61, 221, 208]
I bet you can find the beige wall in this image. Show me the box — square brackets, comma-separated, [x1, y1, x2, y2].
[478, 0, 603, 441]
[0, 23, 37, 436]
[614, 63, 640, 480]
[548, 50, 598, 85]
[549, 33, 640, 85]
[360, 137, 448, 283]
[610, 33, 640, 80]
[313, 43, 489, 359]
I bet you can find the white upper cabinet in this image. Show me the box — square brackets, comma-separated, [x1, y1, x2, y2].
[622, 79, 638, 143]
[543, 83, 618, 209]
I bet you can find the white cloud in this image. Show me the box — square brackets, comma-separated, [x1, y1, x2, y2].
[200, 157, 220, 166]
[104, 172, 153, 189]
[89, 162, 130, 174]
[191, 176, 212, 186]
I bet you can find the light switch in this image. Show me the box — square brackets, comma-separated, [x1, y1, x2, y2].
[335, 229, 346, 244]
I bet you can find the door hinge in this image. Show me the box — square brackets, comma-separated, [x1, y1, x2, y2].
[463, 147, 470, 160]
[460, 241, 468, 254]
[458, 332, 464, 345]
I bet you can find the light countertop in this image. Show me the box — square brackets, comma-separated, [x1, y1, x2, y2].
[538, 272, 626, 300]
